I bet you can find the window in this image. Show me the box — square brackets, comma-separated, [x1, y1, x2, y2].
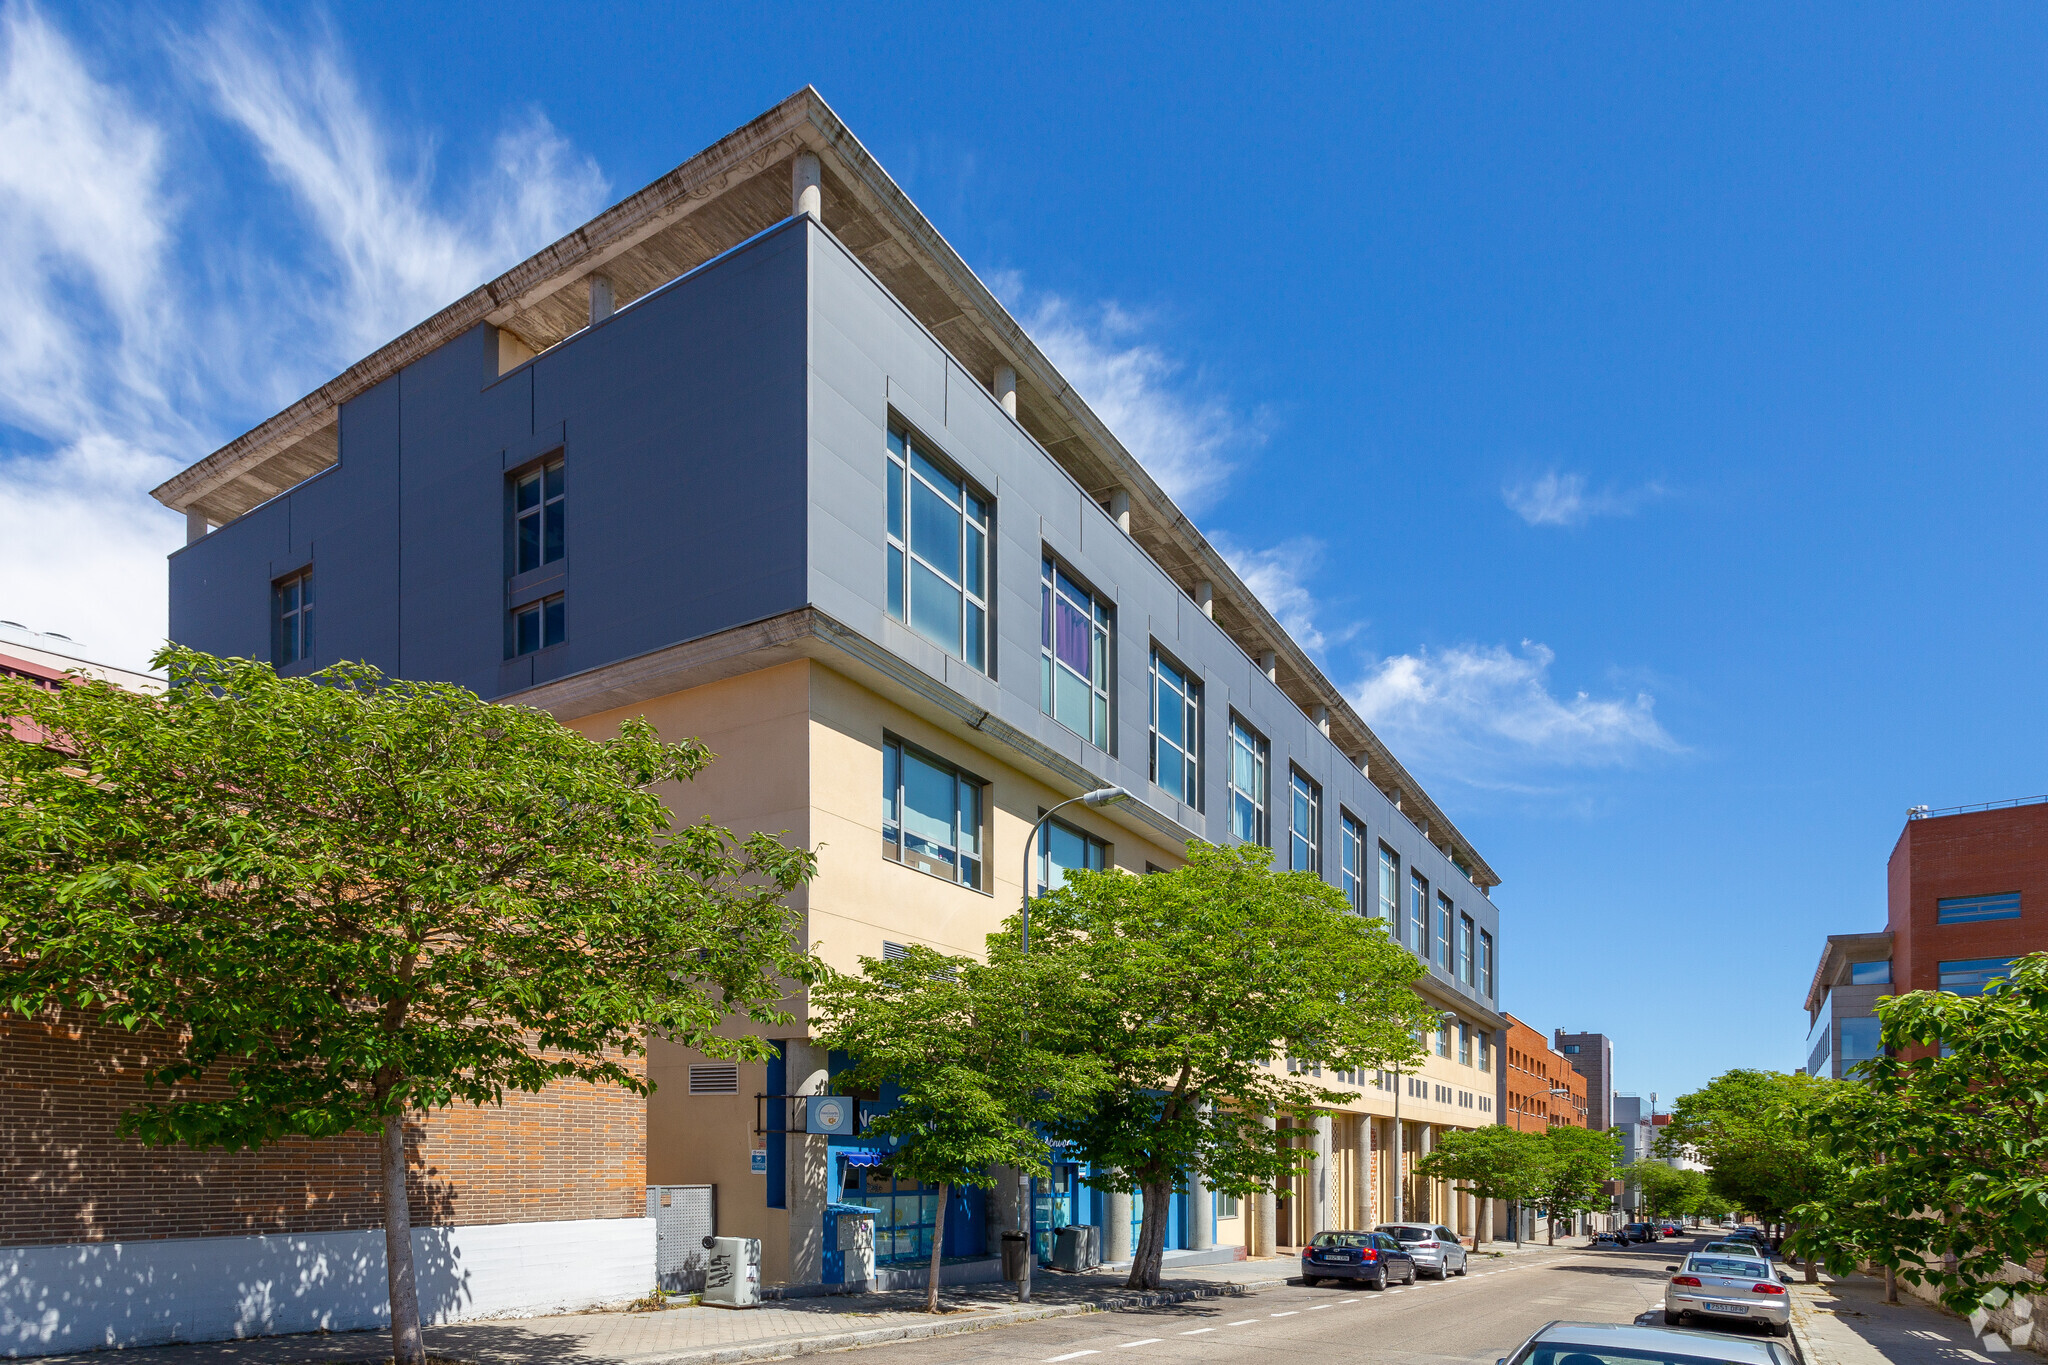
[1216, 1192, 1240, 1219]
[1229, 717, 1268, 845]
[1849, 959, 1891, 986]
[1377, 844, 1399, 926]
[1409, 872, 1429, 957]
[888, 429, 989, 669]
[1939, 957, 2016, 996]
[1289, 769, 1322, 873]
[1479, 929, 1495, 998]
[1436, 1021, 1451, 1057]
[1937, 892, 2020, 924]
[688, 1064, 739, 1094]
[1041, 558, 1111, 747]
[1458, 1023, 1472, 1066]
[511, 594, 565, 656]
[513, 458, 564, 573]
[274, 569, 312, 666]
[1340, 814, 1366, 912]
[1562, 1042, 1579, 1055]
[1150, 648, 1200, 803]
[1459, 914, 1476, 985]
[1838, 1016, 1883, 1065]
[1477, 1033, 1492, 1073]
[1037, 816, 1108, 893]
[1436, 893, 1454, 970]
[882, 737, 985, 890]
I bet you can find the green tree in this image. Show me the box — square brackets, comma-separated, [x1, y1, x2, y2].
[1630, 1160, 1703, 1221]
[811, 943, 1105, 1311]
[0, 651, 815, 1365]
[1415, 1126, 1548, 1247]
[1022, 842, 1437, 1289]
[1794, 953, 2048, 1314]
[1532, 1125, 1622, 1244]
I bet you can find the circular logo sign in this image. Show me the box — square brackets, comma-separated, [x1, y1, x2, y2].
[816, 1099, 845, 1130]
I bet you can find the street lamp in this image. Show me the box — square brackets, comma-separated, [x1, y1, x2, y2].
[1013, 784, 1129, 1304]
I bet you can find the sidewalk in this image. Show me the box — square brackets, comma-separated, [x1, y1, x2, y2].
[1791, 1274, 2021, 1365]
[23, 1261, 1292, 1365]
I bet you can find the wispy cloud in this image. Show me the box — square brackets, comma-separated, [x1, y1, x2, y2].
[989, 273, 1258, 513]
[1502, 470, 1665, 527]
[1213, 535, 1359, 659]
[0, 2, 608, 670]
[1350, 641, 1682, 790]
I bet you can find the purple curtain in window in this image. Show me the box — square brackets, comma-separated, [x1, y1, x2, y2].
[1056, 595, 1091, 675]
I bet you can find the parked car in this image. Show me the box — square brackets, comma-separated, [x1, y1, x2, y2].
[1375, 1222, 1470, 1279]
[1496, 1319, 1798, 1365]
[1301, 1230, 1417, 1289]
[1702, 1240, 1775, 1262]
[1623, 1222, 1658, 1243]
[1590, 1231, 1630, 1249]
[1664, 1253, 1792, 1336]
[1662, 1223, 1684, 1237]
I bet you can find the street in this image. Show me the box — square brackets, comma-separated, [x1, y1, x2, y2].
[853, 1231, 1739, 1365]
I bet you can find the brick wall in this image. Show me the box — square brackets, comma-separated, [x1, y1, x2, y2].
[2, 1011, 645, 1247]
[1888, 804, 2048, 996]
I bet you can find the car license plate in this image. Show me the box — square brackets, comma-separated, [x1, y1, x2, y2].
[1705, 1302, 1748, 1315]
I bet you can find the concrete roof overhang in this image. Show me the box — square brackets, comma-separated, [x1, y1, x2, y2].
[1803, 929, 1895, 1015]
[150, 86, 1498, 890]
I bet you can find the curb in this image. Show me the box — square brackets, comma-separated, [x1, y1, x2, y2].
[1786, 1284, 1824, 1364]
[556, 1281, 1258, 1365]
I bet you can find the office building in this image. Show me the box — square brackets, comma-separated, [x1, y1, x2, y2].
[1552, 1029, 1614, 1130]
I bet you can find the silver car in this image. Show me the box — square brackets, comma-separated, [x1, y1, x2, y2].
[1499, 1319, 1798, 1365]
[1664, 1253, 1792, 1335]
[1375, 1222, 1469, 1279]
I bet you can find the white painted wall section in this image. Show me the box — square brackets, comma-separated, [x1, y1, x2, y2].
[1, 1216, 653, 1358]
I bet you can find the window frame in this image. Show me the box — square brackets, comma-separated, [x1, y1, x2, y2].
[1035, 812, 1110, 895]
[1041, 555, 1113, 749]
[1435, 892, 1455, 970]
[510, 592, 566, 657]
[1148, 644, 1201, 805]
[1289, 767, 1322, 875]
[1378, 843, 1400, 927]
[882, 734, 989, 892]
[1480, 929, 1496, 998]
[1936, 892, 2021, 925]
[273, 567, 313, 668]
[1339, 812, 1367, 913]
[1458, 912, 1476, 985]
[1228, 715, 1269, 846]
[511, 456, 566, 575]
[1848, 959, 1891, 986]
[1409, 870, 1429, 958]
[887, 426, 991, 671]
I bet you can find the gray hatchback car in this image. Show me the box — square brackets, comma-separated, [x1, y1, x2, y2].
[1375, 1222, 1469, 1279]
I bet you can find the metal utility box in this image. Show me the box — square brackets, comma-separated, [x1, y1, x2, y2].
[1050, 1224, 1099, 1272]
[647, 1185, 715, 1292]
[823, 1203, 877, 1289]
[703, 1235, 761, 1308]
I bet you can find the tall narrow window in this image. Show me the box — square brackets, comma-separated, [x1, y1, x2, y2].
[275, 569, 312, 667]
[511, 594, 565, 656]
[1378, 844, 1400, 929]
[513, 458, 565, 573]
[1037, 816, 1109, 894]
[1436, 893, 1454, 970]
[1409, 871, 1429, 956]
[1229, 717, 1268, 845]
[1459, 913, 1476, 985]
[1340, 814, 1366, 912]
[1289, 770, 1321, 874]
[1149, 647, 1200, 804]
[1458, 1023, 1472, 1066]
[1041, 558, 1111, 747]
[887, 429, 988, 670]
[882, 736, 985, 890]
[1477, 1032, 1492, 1073]
[1479, 929, 1495, 998]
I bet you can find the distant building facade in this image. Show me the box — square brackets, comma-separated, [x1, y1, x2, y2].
[1553, 1029, 1614, 1130]
[1502, 1014, 1589, 1132]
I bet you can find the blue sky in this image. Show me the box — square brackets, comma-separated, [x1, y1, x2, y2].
[7, 3, 2048, 1103]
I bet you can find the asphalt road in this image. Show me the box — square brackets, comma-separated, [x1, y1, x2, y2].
[859, 1229, 1770, 1365]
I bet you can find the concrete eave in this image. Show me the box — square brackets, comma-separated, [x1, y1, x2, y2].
[1803, 930, 1894, 1015]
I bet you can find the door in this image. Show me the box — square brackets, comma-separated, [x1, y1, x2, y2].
[649, 1185, 716, 1292]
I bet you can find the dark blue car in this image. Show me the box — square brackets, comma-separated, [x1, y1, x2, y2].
[1301, 1230, 1417, 1289]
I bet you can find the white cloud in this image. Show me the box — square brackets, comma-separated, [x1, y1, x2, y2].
[1351, 641, 1681, 789]
[0, 3, 608, 671]
[993, 278, 1257, 513]
[1503, 470, 1663, 527]
[1214, 535, 1338, 656]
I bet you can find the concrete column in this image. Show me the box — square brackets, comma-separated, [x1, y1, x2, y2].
[994, 364, 1018, 418]
[1419, 1124, 1435, 1222]
[185, 509, 209, 544]
[784, 1040, 831, 1286]
[1313, 1112, 1332, 1235]
[1258, 649, 1278, 682]
[793, 151, 823, 219]
[1254, 1116, 1277, 1256]
[588, 274, 615, 325]
[1108, 487, 1131, 534]
[1350, 751, 1370, 777]
[1105, 1185, 1133, 1263]
[1189, 1170, 1213, 1251]
[1311, 704, 1330, 737]
[1353, 1117, 1372, 1228]
[1194, 581, 1214, 618]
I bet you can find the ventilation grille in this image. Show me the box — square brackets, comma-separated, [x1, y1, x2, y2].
[689, 1063, 738, 1095]
[883, 941, 910, 960]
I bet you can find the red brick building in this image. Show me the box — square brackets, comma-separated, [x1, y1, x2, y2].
[1888, 800, 2048, 995]
[1501, 1014, 1590, 1133]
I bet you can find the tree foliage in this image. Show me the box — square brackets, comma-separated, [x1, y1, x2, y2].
[810, 943, 1105, 1310]
[1021, 842, 1437, 1289]
[1531, 1125, 1622, 1243]
[0, 651, 815, 1363]
[1416, 1126, 1549, 1206]
[1659, 1069, 1842, 1280]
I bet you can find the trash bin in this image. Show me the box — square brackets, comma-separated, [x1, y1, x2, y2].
[702, 1235, 761, 1308]
[1001, 1231, 1031, 1281]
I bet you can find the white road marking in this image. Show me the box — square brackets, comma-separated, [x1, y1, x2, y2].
[1227, 1320, 1258, 1327]
[1118, 1339, 1163, 1349]
[1340, 1298, 1359, 1303]
[1307, 1304, 1331, 1310]
[1046, 1354, 1100, 1362]
[1271, 1311, 1299, 1317]
[1180, 1328, 1217, 1336]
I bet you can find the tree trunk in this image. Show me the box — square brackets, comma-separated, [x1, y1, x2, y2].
[924, 1183, 950, 1313]
[380, 1113, 426, 1365]
[1125, 1179, 1171, 1290]
[1885, 1265, 1899, 1304]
